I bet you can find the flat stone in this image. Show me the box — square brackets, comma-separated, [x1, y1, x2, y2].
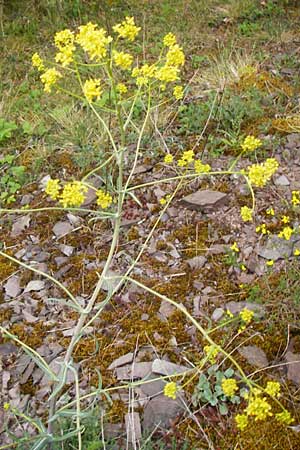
[186, 255, 207, 270]
[274, 175, 290, 186]
[226, 301, 265, 318]
[152, 359, 189, 376]
[257, 235, 295, 261]
[115, 362, 152, 380]
[4, 276, 22, 298]
[143, 394, 185, 430]
[24, 280, 45, 293]
[108, 352, 134, 370]
[211, 307, 225, 322]
[181, 190, 228, 212]
[53, 221, 73, 237]
[159, 300, 176, 319]
[238, 345, 269, 368]
[58, 244, 74, 256]
[285, 351, 300, 384]
[125, 412, 142, 443]
[139, 374, 166, 398]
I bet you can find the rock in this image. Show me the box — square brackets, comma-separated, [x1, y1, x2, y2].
[285, 351, 300, 384]
[257, 235, 295, 261]
[4, 276, 22, 298]
[125, 412, 142, 443]
[186, 255, 207, 270]
[11, 215, 31, 236]
[238, 345, 269, 368]
[274, 175, 290, 186]
[115, 362, 152, 380]
[108, 352, 134, 370]
[143, 394, 185, 430]
[53, 221, 73, 237]
[211, 307, 225, 322]
[226, 301, 265, 318]
[24, 280, 45, 293]
[139, 374, 166, 397]
[0, 343, 18, 356]
[152, 359, 189, 376]
[58, 244, 74, 256]
[158, 300, 176, 319]
[181, 190, 228, 212]
[208, 244, 227, 255]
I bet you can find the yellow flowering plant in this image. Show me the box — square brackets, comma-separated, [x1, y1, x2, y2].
[0, 16, 293, 449]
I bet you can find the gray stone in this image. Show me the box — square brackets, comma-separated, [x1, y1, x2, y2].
[181, 190, 228, 212]
[257, 235, 295, 261]
[125, 412, 142, 443]
[143, 394, 185, 430]
[58, 244, 74, 256]
[159, 300, 176, 319]
[115, 362, 152, 380]
[152, 359, 189, 376]
[186, 255, 207, 270]
[139, 374, 166, 397]
[108, 352, 134, 370]
[24, 280, 45, 293]
[285, 351, 300, 384]
[226, 301, 265, 318]
[211, 307, 225, 322]
[4, 276, 22, 298]
[274, 175, 290, 186]
[53, 221, 73, 237]
[238, 345, 268, 368]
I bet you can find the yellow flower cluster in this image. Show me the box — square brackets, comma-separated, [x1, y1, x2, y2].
[178, 150, 194, 167]
[221, 378, 238, 397]
[131, 63, 157, 86]
[256, 223, 269, 235]
[155, 65, 180, 83]
[96, 190, 112, 209]
[266, 207, 275, 216]
[163, 32, 177, 47]
[113, 16, 141, 41]
[247, 158, 279, 187]
[194, 160, 211, 174]
[32, 53, 44, 71]
[40, 68, 62, 92]
[204, 345, 219, 364]
[163, 381, 177, 400]
[292, 190, 300, 206]
[160, 194, 171, 205]
[59, 181, 88, 208]
[235, 413, 248, 430]
[164, 154, 174, 164]
[241, 135, 262, 152]
[173, 85, 184, 100]
[230, 242, 239, 252]
[45, 179, 60, 199]
[278, 225, 293, 241]
[166, 44, 185, 67]
[240, 308, 254, 324]
[275, 410, 294, 425]
[246, 395, 272, 421]
[83, 79, 102, 103]
[281, 215, 290, 224]
[54, 29, 75, 67]
[240, 205, 253, 222]
[113, 51, 133, 70]
[265, 381, 280, 398]
[116, 83, 127, 94]
[76, 22, 112, 61]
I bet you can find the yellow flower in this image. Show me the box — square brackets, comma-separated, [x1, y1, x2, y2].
[266, 260, 274, 267]
[164, 154, 173, 163]
[163, 32, 177, 47]
[204, 345, 219, 364]
[155, 65, 180, 83]
[76, 22, 112, 61]
[240, 206, 253, 222]
[166, 44, 185, 67]
[55, 45, 75, 67]
[40, 68, 62, 92]
[194, 160, 211, 174]
[83, 79, 102, 103]
[246, 395, 272, 421]
[173, 85, 184, 100]
[54, 29, 74, 49]
[291, 190, 300, 206]
[132, 64, 156, 86]
[235, 413, 248, 431]
[221, 378, 238, 397]
[3, 402, 10, 411]
[45, 179, 60, 200]
[256, 223, 268, 235]
[266, 207, 275, 216]
[241, 135, 262, 152]
[265, 381, 280, 398]
[278, 226, 293, 241]
[240, 308, 254, 324]
[113, 16, 141, 41]
[113, 51, 133, 70]
[247, 158, 279, 187]
[116, 83, 127, 94]
[281, 215, 290, 224]
[230, 242, 239, 253]
[294, 249, 300, 256]
[275, 410, 294, 425]
[96, 190, 112, 209]
[59, 181, 88, 208]
[164, 381, 177, 400]
[182, 150, 194, 163]
[226, 309, 234, 318]
[32, 53, 44, 71]
[178, 158, 187, 167]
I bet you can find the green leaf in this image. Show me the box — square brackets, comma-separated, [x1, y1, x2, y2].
[219, 402, 228, 415]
